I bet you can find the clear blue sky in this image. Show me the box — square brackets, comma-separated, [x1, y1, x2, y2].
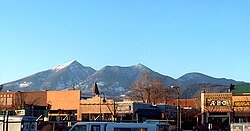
[1, 0, 250, 84]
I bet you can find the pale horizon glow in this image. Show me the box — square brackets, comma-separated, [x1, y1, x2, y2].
[1, 1, 250, 84]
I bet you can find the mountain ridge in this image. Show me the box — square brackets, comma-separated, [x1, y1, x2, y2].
[2, 60, 96, 91]
[76, 64, 177, 97]
[1, 60, 246, 98]
[177, 72, 241, 86]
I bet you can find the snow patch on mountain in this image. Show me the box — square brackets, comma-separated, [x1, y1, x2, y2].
[132, 63, 148, 69]
[51, 60, 76, 71]
[115, 86, 125, 92]
[97, 81, 105, 86]
[19, 82, 32, 88]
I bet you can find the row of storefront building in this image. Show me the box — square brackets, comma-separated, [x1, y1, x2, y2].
[1, 83, 250, 130]
[0, 89, 174, 122]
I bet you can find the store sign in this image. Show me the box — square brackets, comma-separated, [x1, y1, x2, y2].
[205, 93, 232, 107]
[234, 101, 250, 107]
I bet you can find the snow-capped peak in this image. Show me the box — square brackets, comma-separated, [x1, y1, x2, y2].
[132, 63, 149, 69]
[51, 60, 77, 71]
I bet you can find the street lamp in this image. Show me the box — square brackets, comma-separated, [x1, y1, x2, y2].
[109, 97, 116, 122]
[171, 86, 181, 131]
[113, 99, 116, 122]
[100, 92, 106, 121]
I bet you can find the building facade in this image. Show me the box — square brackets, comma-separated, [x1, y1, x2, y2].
[80, 95, 115, 121]
[200, 84, 250, 129]
[201, 92, 232, 128]
[0, 90, 81, 121]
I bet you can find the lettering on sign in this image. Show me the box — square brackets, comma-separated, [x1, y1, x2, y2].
[234, 101, 250, 107]
[207, 100, 230, 106]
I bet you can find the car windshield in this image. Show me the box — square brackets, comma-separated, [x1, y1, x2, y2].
[70, 125, 87, 131]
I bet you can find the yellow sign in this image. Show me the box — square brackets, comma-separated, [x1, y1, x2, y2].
[234, 101, 250, 107]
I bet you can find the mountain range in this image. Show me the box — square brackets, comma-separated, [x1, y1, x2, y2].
[1, 60, 245, 98]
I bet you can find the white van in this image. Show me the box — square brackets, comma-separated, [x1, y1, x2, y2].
[0, 115, 37, 131]
[69, 122, 110, 131]
[69, 121, 170, 131]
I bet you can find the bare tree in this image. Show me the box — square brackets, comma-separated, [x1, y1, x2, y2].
[15, 91, 26, 110]
[129, 73, 172, 103]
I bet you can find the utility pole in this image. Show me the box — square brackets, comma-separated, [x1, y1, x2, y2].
[171, 86, 181, 131]
[99, 92, 106, 121]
